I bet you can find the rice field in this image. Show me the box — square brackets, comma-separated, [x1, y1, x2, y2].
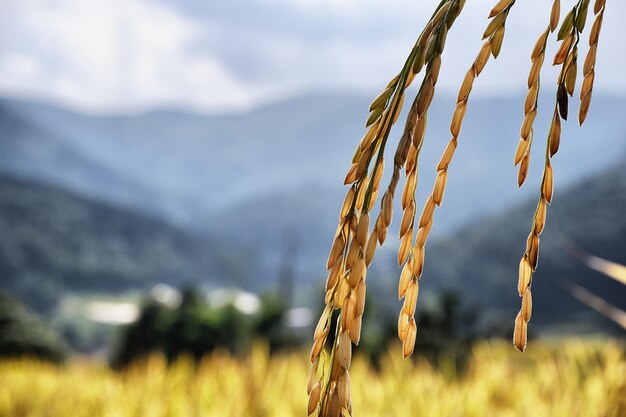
[0, 340, 624, 417]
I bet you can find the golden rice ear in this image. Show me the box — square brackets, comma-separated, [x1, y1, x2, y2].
[549, 114, 561, 157]
[402, 318, 417, 358]
[397, 226, 413, 266]
[337, 331, 351, 369]
[412, 115, 428, 148]
[450, 101, 467, 138]
[523, 87, 537, 113]
[418, 197, 435, 229]
[527, 57, 543, 88]
[534, 198, 547, 235]
[402, 281, 419, 317]
[513, 0, 585, 353]
[520, 109, 537, 140]
[522, 289, 533, 322]
[490, 26, 505, 58]
[474, 41, 492, 75]
[483, 11, 506, 39]
[381, 192, 393, 227]
[307, 381, 321, 415]
[401, 171, 417, 209]
[489, 0, 512, 19]
[369, 86, 394, 113]
[579, 1, 605, 125]
[555, 34, 573, 65]
[400, 200, 416, 237]
[393, 2, 520, 363]
[364, 231, 377, 266]
[514, 138, 530, 166]
[543, 163, 554, 203]
[416, 218, 433, 248]
[327, 389, 340, 417]
[558, 10, 575, 40]
[309, 0, 609, 413]
[526, 233, 540, 270]
[356, 212, 369, 247]
[513, 311, 528, 352]
[398, 262, 412, 300]
[550, 0, 560, 32]
[594, 0, 606, 14]
[457, 69, 475, 102]
[411, 245, 425, 278]
[532, 28, 549, 59]
[326, 235, 345, 270]
[354, 280, 366, 317]
[437, 139, 457, 171]
[517, 154, 529, 187]
[518, 256, 532, 296]
[344, 163, 358, 185]
[349, 314, 362, 344]
[337, 370, 351, 409]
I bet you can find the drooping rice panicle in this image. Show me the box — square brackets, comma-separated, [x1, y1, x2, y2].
[395, 1, 465, 359]
[514, 0, 560, 187]
[514, 0, 592, 352]
[309, 0, 610, 413]
[309, 2, 467, 415]
[399, 0, 518, 358]
[579, 0, 606, 124]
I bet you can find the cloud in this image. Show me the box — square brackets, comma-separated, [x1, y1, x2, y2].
[0, 0, 252, 112]
[0, 0, 625, 113]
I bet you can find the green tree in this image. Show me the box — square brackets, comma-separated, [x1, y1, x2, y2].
[0, 293, 67, 363]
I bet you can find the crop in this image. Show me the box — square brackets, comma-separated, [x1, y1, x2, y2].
[308, 0, 609, 415]
[0, 341, 624, 417]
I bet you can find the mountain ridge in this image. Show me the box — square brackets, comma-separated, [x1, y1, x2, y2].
[0, 172, 250, 311]
[0, 92, 624, 289]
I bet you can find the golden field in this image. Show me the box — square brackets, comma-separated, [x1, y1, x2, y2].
[0, 340, 624, 417]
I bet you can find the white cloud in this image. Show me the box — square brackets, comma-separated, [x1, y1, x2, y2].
[0, 0, 252, 112]
[0, 0, 624, 113]
[0, 53, 41, 79]
[259, 0, 360, 13]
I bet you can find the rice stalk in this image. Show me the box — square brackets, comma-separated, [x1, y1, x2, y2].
[310, 0, 609, 412]
[514, 0, 592, 352]
[579, 0, 606, 124]
[514, 0, 559, 186]
[309, 2, 466, 415]
[395, 2, 465, 358]
[397, 0, 518, 358]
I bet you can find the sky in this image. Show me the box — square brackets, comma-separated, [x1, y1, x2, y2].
[0, 0, 624, 113]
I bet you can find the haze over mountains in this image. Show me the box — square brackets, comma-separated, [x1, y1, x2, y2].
[2, 93, 625, 217]
[1, 93, 624, 274]
[0, 92, 624, 332]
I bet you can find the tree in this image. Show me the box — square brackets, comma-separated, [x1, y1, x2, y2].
[0, 293, 67, 363]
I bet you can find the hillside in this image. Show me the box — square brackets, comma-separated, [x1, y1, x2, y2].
[1, 93, 625, 289]
[0, 103, 156, 213]
[0, 174, 249, 311]
[2, 94, 625, 227]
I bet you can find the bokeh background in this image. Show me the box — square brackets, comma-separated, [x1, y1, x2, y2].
[0, 1, 625, 416]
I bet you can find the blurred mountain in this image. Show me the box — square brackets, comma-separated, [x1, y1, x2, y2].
[0, 174, 251, 312]
[0, 103, 158, 213]
[0, 93, 624, 288]
[0, 293, 68, 362]
[417, 160, 626, 335]
[1, 93, 624, 220]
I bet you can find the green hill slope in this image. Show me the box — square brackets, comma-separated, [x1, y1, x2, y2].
[422, 162, 626, 334]
[0, 175, 247, 311]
